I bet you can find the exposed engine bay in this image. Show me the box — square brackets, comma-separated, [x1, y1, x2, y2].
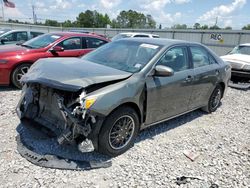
[16, 84, 100, 152]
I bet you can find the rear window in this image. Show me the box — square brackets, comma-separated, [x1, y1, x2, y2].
[86, 37, 107, 48]
[112, 34, 133, 41]
[30, 32, 44, 38]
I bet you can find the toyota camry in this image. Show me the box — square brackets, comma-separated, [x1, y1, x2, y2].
[16, 38, 231, 157]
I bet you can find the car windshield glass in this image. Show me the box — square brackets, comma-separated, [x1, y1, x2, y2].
[22, 34, 62, 49]
[229, 45, 250, 55]
[0, 30, 9, 36]
[112, 34, 132, 41]
[82, 40, 162, 73]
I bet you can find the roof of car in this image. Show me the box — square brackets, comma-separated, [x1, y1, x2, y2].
[119, 32, 159, 36]
[50, 32, 109, 40]
[3, 29, 43, 32]
[239, 43, 250, 46]
[119, 38, 196, 46]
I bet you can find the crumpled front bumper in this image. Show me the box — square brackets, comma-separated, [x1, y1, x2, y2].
[16, 85, 106, 152]
[231, 69, 250, 79]
[16, 119, 112, 170]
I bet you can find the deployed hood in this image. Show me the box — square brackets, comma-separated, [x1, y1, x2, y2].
[221, 54, 250, 65]
[21, 58, 132, 92]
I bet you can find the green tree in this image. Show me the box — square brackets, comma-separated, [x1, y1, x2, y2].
[193, 23, 201, 29]
[113, 10, 155, 28]
[209, 25, 221, 30]
[201, 25, 209, 29]
[62, 20, 73, 27]
[146, 14, 156, 28]
[242, 24, 250, 30]
[172, 24, 187, 29]
[224, 26, 232, 30]
[45, 19, 60, 27]
[76, 10, 111, 28]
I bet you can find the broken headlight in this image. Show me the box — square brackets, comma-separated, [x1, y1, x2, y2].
[79, 91, 97, 110]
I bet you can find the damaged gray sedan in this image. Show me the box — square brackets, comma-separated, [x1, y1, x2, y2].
[16, 38, 231, 157]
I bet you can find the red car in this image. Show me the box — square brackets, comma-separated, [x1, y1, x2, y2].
[0, 32, 110, 88]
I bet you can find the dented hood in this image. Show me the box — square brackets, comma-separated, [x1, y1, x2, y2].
[21, 58, 132, 91]
[221, 54, 250, 65]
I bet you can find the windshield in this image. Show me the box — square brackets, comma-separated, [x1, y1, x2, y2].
[229, 45, 250, 55]
[112, 34, 132, 41]
[82, 40, 162, 73]
[0, 29, 10, 36]
[22, 34, 62, 49]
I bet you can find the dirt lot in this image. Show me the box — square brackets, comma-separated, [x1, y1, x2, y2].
[0, 86, 249, 188]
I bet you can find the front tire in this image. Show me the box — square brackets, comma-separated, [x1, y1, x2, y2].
[202, 85, 223, 113]
[98, 107, 140, 157]
[11, 64, 31, 89]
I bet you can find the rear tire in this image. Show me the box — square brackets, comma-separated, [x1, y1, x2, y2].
[11, 64, 31, 89]
[202, 85, 223, 113]
[98, 107, 140, 157]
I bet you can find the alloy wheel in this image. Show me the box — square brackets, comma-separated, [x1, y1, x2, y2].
[108, 115, 135, 150]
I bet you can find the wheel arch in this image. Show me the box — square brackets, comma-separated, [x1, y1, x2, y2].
[108, 102, 142, 125]
[218, 82, 225, 98]
[10, 61, 34, 83]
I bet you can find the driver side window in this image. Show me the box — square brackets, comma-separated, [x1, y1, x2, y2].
[157, 46, 189, 72]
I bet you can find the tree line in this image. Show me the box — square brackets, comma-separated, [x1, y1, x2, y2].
[6, 9, 250, 30]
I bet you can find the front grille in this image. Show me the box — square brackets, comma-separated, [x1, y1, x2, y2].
[228, 62, 243, 69]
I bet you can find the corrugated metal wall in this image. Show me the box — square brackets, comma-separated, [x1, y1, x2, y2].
[1, 22, 250, 55]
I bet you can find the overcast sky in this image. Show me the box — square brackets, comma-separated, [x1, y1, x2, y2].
[1, 0, 250, 29]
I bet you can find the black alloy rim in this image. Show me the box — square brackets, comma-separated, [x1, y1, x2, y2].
[108, 115, 135, 150]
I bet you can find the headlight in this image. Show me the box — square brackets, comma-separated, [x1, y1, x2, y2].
[0, 59, 8, 64]
[243, 64, 250, 71]
[84, 97, 97, 109]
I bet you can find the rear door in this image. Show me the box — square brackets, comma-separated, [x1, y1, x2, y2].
[85, 37, 108, 55]
[145, 45, 194, 125]
[188, 45, 221, 109]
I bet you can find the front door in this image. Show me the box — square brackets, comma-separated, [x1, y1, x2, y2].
[52, 37, 86, 57]
[145, 46, 194, 125]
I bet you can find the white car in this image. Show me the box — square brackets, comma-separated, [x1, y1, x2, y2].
[221, 43, 250, 81]
[112, 32, 159, 41]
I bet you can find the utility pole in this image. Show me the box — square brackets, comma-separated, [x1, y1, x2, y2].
[215, 16, 218, 26]
[1, 0, 5, 22]
[32, 4, 37, 24]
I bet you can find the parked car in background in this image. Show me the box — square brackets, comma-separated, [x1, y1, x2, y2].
[0, 28, 11, 36]
[0, 30, 44, 45]
[0, 32, 110, 88]
[221, 43, 250, 82]
[112, 32, 160, 41]
[17, 38, 231, 157]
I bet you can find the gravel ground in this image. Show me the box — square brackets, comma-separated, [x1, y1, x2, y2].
[0, 86, 249, 188]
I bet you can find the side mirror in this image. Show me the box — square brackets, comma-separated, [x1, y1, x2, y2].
[1, 38, 8, 44]
[50, 46, 64, 53]
[153, 65, 174, 77]
[16, 41, 25, 45]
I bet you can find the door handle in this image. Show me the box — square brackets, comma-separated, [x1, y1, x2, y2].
[184, 75, 193, 83]
[215, 69, 220, 75]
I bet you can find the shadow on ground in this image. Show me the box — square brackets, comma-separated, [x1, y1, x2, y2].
[16, 109, 205, 170]
[0, 86, 19, 92]
[136, 109, 205, 143]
